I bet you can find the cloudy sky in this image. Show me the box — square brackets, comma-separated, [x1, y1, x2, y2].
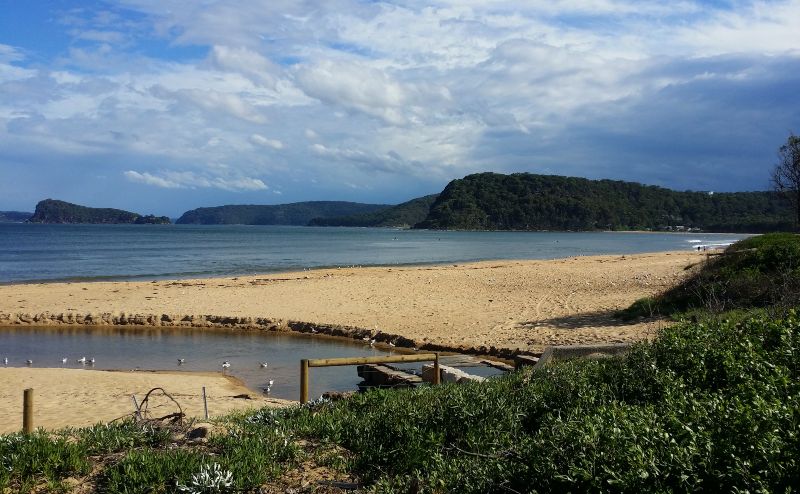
[1, 0, 799, 216]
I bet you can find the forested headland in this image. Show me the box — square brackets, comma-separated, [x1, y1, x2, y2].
[175, 201, 389, 225]
[416, 173, 792, 232]
[308, 194, 438, 228]
[27, 199, 170, 225]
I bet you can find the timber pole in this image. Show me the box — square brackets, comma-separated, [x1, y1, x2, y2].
[23, 388, 33, 434]
[300, 359, 309, 404]
[433, 353, 441, 385]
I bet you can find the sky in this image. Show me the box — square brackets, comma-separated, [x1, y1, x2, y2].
[1, 0, 799, 216]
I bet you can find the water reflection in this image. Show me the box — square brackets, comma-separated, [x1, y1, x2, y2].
[0, 325, 400, 400]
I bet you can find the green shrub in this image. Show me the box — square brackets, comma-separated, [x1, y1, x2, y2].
[620, 233, 800, 319]
[0, 431, 90, 490]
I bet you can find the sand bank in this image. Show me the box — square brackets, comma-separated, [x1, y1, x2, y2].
[0, 251, 705, 354]
[0, 367, 290, 433]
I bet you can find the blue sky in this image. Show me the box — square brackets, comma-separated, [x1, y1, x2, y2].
[1, 0, 799, 216]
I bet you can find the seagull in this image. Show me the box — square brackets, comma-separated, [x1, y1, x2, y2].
[89, 358, 95, 365]
[310, 328, 318, 334]
[26, 359, 33, 365]
[369, 339, 376, 347]
[262, 379, 274, 394]
[61, 357, 68, 364]
[221, 361, 231, 370]
[177, 358, 185, 364]
[77, 356, 87, 364]
[3, 357, 7, 365]
[259, 361, 268, 368]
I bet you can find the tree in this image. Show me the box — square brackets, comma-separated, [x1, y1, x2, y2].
[772, 133, 800, 228]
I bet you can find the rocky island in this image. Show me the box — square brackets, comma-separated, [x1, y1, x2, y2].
[27, 199, 171, 224]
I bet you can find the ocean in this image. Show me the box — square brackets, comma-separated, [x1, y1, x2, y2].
[0, 223, 748, 284]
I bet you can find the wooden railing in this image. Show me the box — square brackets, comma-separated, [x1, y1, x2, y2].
[300, 353, 440, 403]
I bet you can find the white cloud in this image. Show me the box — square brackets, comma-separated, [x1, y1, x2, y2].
[124, 170, 268, 191]
[2, 0, 800, 211]
[250, 134, 284, 149]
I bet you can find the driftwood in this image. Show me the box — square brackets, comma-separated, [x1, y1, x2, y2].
[136, 387, 185, 425]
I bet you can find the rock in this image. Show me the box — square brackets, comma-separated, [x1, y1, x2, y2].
[421, 364, 485, 384]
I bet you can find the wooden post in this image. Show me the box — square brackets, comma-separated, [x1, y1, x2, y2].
[300, 359, 309, 404]
[23, 388, 33, 433]
[202, 386, 209, 420]
[433, 353, 441, 385]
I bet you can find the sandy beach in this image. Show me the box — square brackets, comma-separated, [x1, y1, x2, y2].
[0, 251, 704, 353]
[0, 367, 290, 433]
[0, 251, 706, 432]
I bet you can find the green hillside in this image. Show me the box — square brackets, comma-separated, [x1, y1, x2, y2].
[308, 194, 438, 227]
[27, 199, 170, 224]
[416, 172, 793, 232]
[175, 201, 390, 225]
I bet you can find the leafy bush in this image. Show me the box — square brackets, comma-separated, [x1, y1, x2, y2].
[619, 233, 800, 319]
[253, 312, 800, 492]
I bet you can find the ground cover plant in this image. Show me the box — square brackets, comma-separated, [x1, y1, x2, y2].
[2, 310, 798, 492]
[619, 233, 800, 320]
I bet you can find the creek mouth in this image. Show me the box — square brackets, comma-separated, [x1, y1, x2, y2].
[0, 325, 505, 400]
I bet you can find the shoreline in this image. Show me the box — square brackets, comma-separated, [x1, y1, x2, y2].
[0, 251, 705, 356]
[0, 367, 291, 433]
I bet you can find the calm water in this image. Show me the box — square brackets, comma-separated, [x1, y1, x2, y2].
[0, 224, 748, 283]
[0, 326, 501, 400]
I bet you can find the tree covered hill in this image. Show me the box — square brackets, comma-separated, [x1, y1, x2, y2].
[175, 201, 390, 225]
[308, 194, 439, 227]
[415, 173, 793, 232]
[0, 211, 32, 223]
[27, 199, 170, 224]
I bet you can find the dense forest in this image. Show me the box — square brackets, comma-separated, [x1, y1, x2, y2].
[0, 211, 32, 223]
[175, 201, 389, 225]
[308, 194, 438, 227]
[27, 199, 170, 224]
[416, 173, 793, 232]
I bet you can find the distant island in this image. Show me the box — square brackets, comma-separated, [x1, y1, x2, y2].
[27, 199, 171, 224]
[175, 201, 389, 225]
[0, 211, 32, 223]
[308, 194, 439, 228]
[415, 173, 792, 233]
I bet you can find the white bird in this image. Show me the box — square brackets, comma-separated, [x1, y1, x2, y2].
[310, 328, 318, 334]
[89, 358, 95, 365]
[388, 341, 396, 347]
[362, 336, 370, 341]
[26, 359, 33, 365]
[78, 356, 87, 364]
[259, 361, 268, 368]
[369, 339, 376, 347]
[177, 358, 185, 364]
[221, 361, 231, 370]
[262, 379, 274, 394]
[61, 357, 68, 364]
[3, 357, 7, 365]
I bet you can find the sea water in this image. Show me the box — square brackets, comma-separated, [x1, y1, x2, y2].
[0, 223, 749, 284]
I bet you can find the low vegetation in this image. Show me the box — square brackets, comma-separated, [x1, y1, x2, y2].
[2, 311, 799, 492]
[619, 233, 800, 320]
